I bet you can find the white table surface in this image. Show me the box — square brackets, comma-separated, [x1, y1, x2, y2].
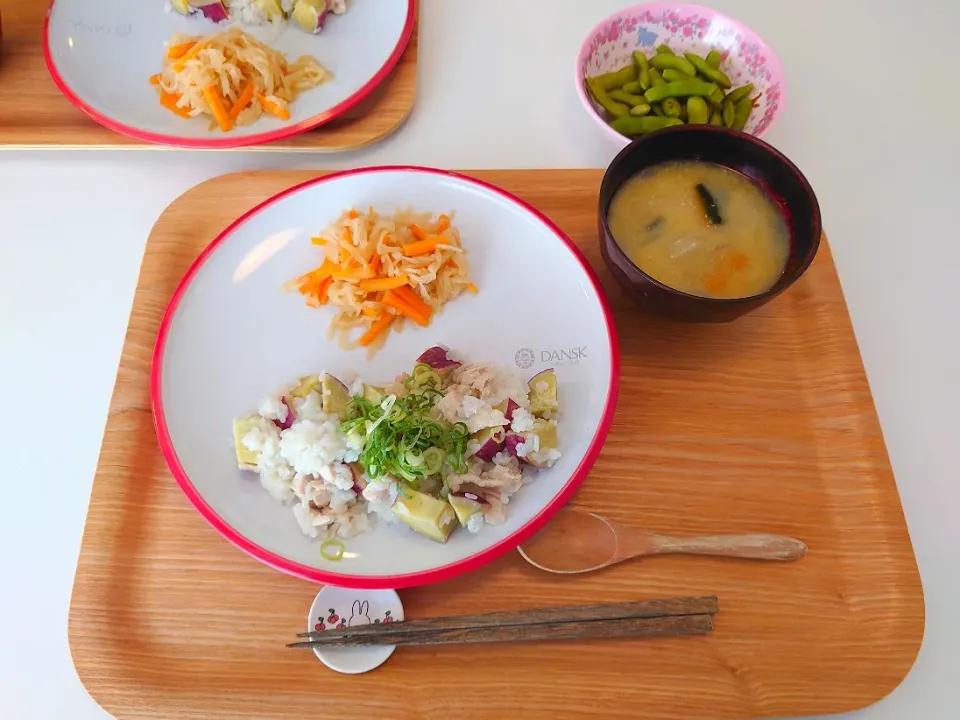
[1, 0, 957, 718]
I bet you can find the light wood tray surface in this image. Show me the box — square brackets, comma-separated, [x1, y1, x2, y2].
[0, 2, 418, 151]
[69, 169, 924, 720]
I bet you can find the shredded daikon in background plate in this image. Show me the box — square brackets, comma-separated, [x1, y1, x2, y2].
[151, 27, 331, 132]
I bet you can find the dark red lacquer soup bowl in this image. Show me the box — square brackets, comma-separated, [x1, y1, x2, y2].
[598, 125, 822, 323]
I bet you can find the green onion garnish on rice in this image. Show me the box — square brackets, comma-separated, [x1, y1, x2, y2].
[320, 539, 345, 562]
[339, 383, 469, 484]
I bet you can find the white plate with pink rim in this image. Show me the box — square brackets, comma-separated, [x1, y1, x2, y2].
[43, 0, 415, 148]
[152, 166, 620, 589]
[575, 2, 786, 148]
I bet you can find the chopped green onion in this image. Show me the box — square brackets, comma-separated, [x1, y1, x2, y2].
[339, 386, 469, 483]
[422, 447, 445, 475]
[320, 539, 345, 562]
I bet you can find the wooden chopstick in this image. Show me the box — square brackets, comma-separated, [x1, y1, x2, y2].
[296, 596, 718, 640]
[290, 614, 714, 648]
[289, 596, 717, 649]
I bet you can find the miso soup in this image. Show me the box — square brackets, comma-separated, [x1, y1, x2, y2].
[607, 161, 790, 299]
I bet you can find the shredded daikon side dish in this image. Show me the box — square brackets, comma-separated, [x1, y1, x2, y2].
[151, 28, 331, 132]
[285, 208, 477, 356]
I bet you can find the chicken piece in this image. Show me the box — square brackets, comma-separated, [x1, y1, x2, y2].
[473, 462, 523, 496]
[318, 462, 355, 491]
[451, 364, 491, 395]
[446, 463, 484, 494]
[460, 396, 507, 434]
[362, 479, 396, 506]
[292, 474, 332, 506]
[434, 388, 464, 425]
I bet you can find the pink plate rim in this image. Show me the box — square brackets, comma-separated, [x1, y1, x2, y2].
[150, 165, 621, 589]
[42, 0, 416, 149]
[574, 2, 786, 146]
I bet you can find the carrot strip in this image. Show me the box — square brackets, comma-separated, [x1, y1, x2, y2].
[465, 282, 479, 294]
[363, 254, 381, 279]
[159, 93, 193, 119]
[361, 306, 380, 318]
[392, 285, 433, 318]
[310, 237, 326, 246]
[328, 264, 366, 280]
[360, 314, 393, 347]
[347, 209, 360, 220]
[383, 291, 430, 327]
[293, 260, 335, 289]
[172, 42, 205, 72]
[409, 224, 429, 241]
[228, 81, 255, 121]
[402, 236, 444, 256]
[436, 214, 450, 233]
[316, 277, 333, 304]
[298, 277, 322, 298]
[203, 86, 233, 132]
[258, 94, 291, 121]
[357, 274, 410, 292]
[149, 74, 162, 85]
[167, 41, 196, 60]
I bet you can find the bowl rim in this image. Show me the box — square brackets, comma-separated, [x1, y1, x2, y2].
[598, 124, 822, 305]
[42, 0, 416, 149]
[150, 165, 621, 589]
[574, 2, 787, 146]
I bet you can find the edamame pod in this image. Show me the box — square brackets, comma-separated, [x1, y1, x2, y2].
[649, 68, 665, 88]
[722, 97, 736, 127]
[622, 80, 645, 95]
[656, 44, 675, 56]
[724, 83, 755, 106]
[610, 115, 684, 136]
[662, 97, 682, 118]
[661, 68, 690, 83]
[707, 87, 726, 109]
[644, 79, 718, 104]
[629, 103, 652, 117]
[609, 89, 650, 107]
[686, 96, 710, 124]
[706, 50, 722, 69]
[632, 51, 652, 90]
[709, 110, 724, 126]
[731, 96, 754, 130]
[650, 54, 697, 76]
[652, 103, 666, 117]
[587, 78, 630, 118]
[589, 64, 638, 91]
[684, 53, 732, 89]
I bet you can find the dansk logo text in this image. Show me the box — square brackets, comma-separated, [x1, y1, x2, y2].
[541, 347, 587, 364]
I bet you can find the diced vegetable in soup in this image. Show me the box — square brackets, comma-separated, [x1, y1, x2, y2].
[607, 161, 790, 299]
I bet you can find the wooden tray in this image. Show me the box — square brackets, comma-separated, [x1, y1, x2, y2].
[69, 169, 924, 720]
[0, 2, 418, 151]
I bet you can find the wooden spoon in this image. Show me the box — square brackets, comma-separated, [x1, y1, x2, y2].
[518, 506, 806, 574]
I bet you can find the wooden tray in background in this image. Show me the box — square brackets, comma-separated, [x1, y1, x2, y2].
[68, 169, 924, 720]
[0, 3, 418, 151]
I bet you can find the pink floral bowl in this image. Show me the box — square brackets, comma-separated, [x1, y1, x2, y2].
[576, 3, 785, 147]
